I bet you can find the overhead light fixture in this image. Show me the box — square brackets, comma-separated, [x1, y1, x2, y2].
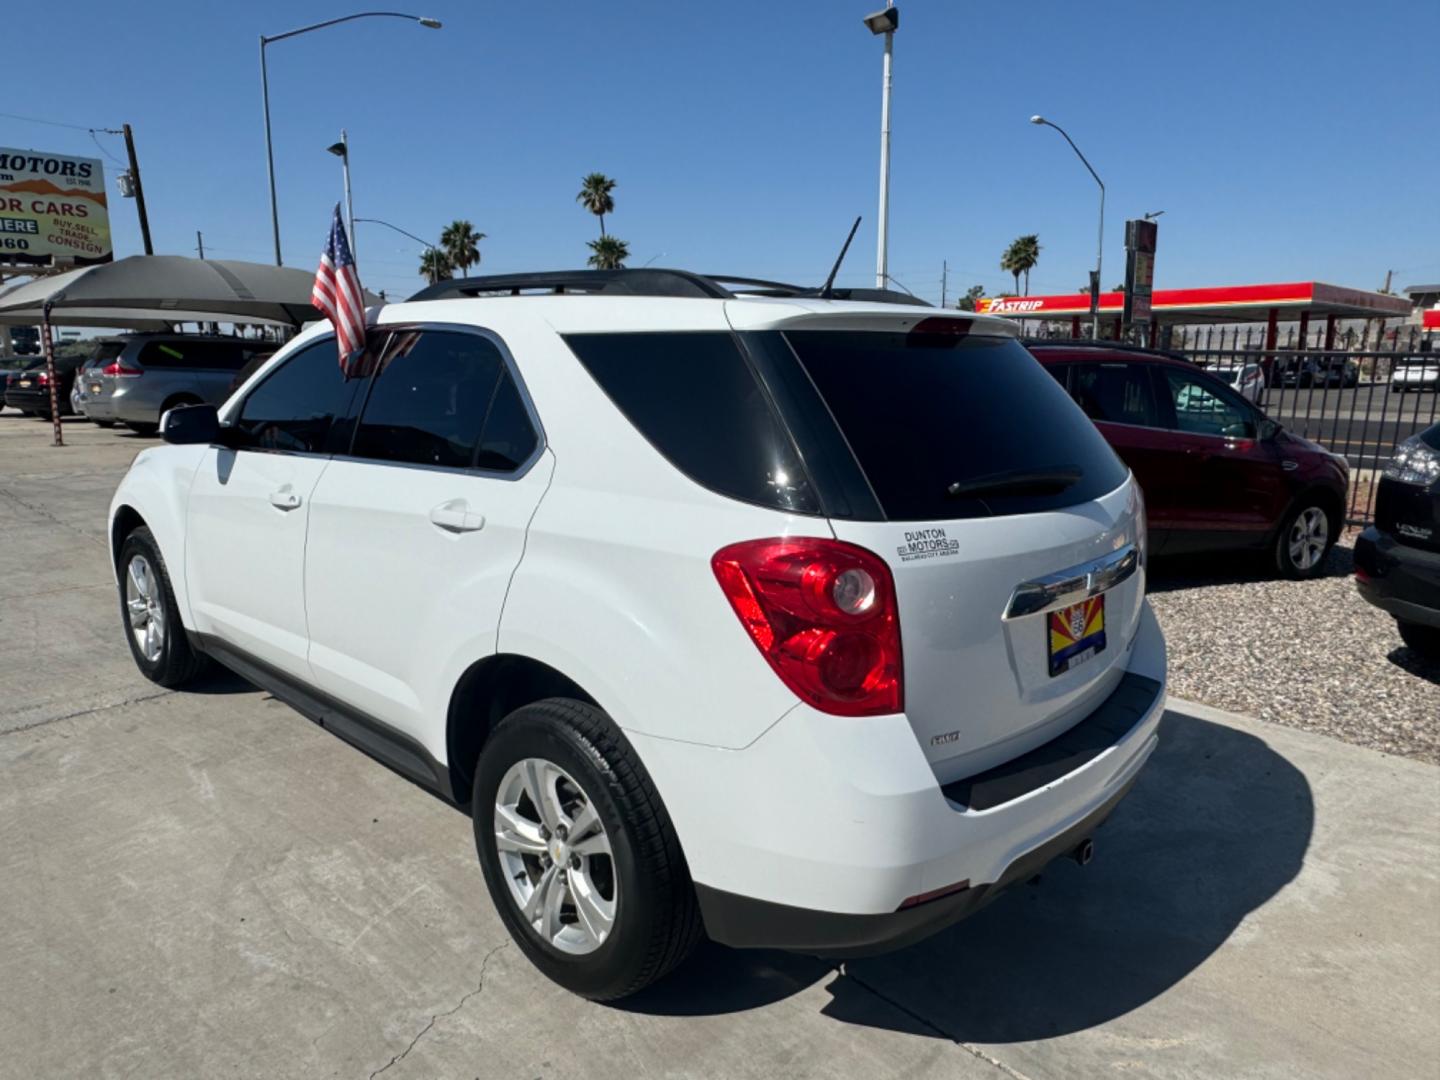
[418, 17, 442, 28]
[863, 7, 899, 34]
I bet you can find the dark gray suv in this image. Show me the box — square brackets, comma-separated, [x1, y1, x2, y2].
[82, 333, 277, 435]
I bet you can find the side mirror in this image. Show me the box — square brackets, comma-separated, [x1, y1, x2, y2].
[161, 403, 221, 445]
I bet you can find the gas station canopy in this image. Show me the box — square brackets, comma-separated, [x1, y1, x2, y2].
[977, 281, 1412, 326]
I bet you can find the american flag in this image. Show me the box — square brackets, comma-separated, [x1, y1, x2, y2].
[312, 204, 367, 371]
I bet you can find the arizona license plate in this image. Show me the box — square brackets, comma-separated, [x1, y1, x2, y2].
[90, 383, 102, 394]
[17, 379, 32, 388]
[1048, 595, 1106, 676]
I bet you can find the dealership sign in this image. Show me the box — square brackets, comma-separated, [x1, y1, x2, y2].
[0, 147, 112, 266]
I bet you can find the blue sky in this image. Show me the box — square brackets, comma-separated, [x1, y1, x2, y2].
[7, 0, 1438, 305]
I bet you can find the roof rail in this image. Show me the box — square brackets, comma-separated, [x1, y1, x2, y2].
[405, 267, 933, 308]
[407, 269, 734, 302]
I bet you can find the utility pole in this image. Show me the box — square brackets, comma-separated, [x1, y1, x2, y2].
[941, 260, 948, 308]
[195, 231, 205, 259]
[122, 124, 154, 256]
[1382, 269, 1393, 294]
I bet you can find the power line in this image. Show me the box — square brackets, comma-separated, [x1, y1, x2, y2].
[0, 110, 122, 135]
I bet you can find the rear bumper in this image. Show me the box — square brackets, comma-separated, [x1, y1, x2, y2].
[4, 388, 65, 413]
[1355, 527, 1440, 628]
[696, 773, 1135, 956]
[632, 602, 1166, 952]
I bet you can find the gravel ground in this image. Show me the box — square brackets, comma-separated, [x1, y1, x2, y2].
[1148, 542, 1440, 764]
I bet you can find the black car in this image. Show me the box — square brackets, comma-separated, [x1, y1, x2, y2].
[1282, 354, 1359, 389]
[2, 354, 83, 419]
[1355, 422, 1440, 659]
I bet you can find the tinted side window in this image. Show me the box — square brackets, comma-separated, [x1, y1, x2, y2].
[475, 369, 538, 472]
[1159, 368, 1255, 438]
[235, 339, 359, 453]
[138, 340, 241, 370]
[352, 330, 503, 468]
[1068, 362, 1161, 428]
[565, 331, 818, 514]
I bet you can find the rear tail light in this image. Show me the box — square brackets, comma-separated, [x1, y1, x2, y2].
[101, 361, 142, 377]
[35, 372, 48, 385]
[712, 538, 902, 716]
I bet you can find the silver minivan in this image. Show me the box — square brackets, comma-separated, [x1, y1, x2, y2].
[82, 333, 276, 434]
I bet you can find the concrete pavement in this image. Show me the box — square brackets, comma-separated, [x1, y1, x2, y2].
[2, 414, 1438, 1079]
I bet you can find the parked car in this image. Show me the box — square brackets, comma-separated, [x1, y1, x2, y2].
[84, 333, 276, 435]
[1028, 342, 1349, 577]
[71, 339, 129, 427]
[1, 357, 39, 411]
[1354, 423, 1440, 658]
[1209, 361, 1265, 403]
[109, 270, 1166, 1000]
[3, 354, 83, 419]
[1390, 355, 1440, 394]
[1283, 354, 1359, 389]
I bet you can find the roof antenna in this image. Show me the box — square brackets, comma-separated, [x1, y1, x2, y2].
[819, 216, 862, 299]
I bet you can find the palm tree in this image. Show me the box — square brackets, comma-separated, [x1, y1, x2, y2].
[586, 235, 630, 270]
[1000, 235, 1042, 295]
[576, 172, 617, 237]
[418, 247, 453, 284]
[440, 220, 486, 277]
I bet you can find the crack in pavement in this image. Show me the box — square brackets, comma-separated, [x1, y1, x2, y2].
[367, 942, 510, 1079]
[0, 689, 172, 739]
[838, 966, 1035, 1080]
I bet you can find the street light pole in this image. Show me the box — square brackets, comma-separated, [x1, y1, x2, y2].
[327, 131, 355, 263]
[354, 217, 440, 285]
[260, 12, 441, 267]
[864, 4, 900, 290]
[1030, 115, 1104, 339]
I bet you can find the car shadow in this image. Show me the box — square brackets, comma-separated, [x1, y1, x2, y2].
[1147, 542, 1352, 593]
[621, 708, 1313, 1043]
[1386, 646, 1440, 686]
[188, 667, 265, 696]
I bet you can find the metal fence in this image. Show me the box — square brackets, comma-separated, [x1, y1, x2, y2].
[1177, 324, 1436, 527]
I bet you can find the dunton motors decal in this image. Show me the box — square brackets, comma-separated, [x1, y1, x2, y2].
[896, 527, 960, 562]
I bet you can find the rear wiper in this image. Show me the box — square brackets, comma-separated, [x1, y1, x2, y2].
[946, 466, 1083, 500]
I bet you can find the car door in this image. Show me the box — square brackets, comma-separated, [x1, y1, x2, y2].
[185, 336, 367, 681]
[1151, 363, 1287, 549]
[1062, 359, 1177, 550]
[303, 326, 553, 747]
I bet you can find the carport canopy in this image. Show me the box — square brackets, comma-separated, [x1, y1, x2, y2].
[0, 255, 363, 330]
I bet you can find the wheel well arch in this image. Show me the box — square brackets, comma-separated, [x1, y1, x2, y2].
[160, 392, 204, 414]
[110, 504, 147, 571]
[446, 654, 598, 802]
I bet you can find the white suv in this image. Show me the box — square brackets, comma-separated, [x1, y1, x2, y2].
[109, 270, 1166, 1000]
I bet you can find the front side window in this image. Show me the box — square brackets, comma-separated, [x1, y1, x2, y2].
[1068, 361, 1161, 428]
[1159, 368, 1255, 438]
[234, 338, 361, 453]
[351, 330, 504, 468]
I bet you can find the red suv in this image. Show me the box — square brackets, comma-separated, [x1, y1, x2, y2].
[1028, 342, 1349, 578]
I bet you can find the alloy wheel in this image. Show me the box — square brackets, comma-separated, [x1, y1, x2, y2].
[494, 757, 617, 955]
[1287, 507, 1329, 572]
[125, 554, 166, 663]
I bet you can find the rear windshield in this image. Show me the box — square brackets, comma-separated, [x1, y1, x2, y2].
[92, 342, 124, 363]
[1213, 369, 1240, 385]
[785, 330, 1129, 521]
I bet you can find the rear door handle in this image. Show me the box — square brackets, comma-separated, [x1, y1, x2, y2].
[429, 499, 485, 534]
[269, 487, 302, 511]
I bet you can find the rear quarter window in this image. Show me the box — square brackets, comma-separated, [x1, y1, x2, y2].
[786, 330, 1129, 521]
[565, 331, 819, 515]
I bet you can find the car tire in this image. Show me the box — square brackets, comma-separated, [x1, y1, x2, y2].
[1397, 620, 1440, 661]
[472, 698, 702, 1001]
[117, 526, 211, 688]
[125, 422, 159, 436]
[1274, 499, 1335, 579]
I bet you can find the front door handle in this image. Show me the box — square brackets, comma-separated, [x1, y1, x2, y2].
[269, 487, 302, 511]
[429, 499, 485, 534]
